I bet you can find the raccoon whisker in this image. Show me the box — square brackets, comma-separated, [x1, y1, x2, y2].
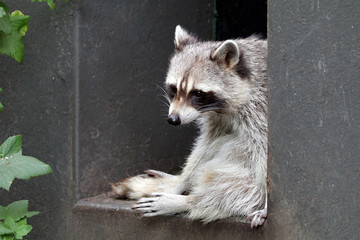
[154, 82, 165, 89]
[159, 106, 170, 117]
[156, 92, 171, 107]
[198, 107, 225, 113]
[197, 104, 226, 113]
[155, 84, 171, 100]
[155, 83, 168, 96]
[158, 98, 170, 108]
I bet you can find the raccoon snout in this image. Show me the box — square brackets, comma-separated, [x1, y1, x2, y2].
[167, 114, 181, 126]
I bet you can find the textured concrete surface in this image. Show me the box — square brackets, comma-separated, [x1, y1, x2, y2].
[73, 194, 267, 240]
[268, 1, 360, 239]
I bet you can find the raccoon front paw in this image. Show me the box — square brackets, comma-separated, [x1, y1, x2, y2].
[246, 207, 267, 228]
[131, 192, 188, 217]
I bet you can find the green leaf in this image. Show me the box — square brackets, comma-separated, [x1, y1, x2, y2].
[0, 9, 29, 63]
[10, 11, 29, 36]
[0, 14, 12, 34]
[0, 222, 13, 235]
[0, 3, 9, 14]
[0, 154, 53, 190]
[0, 30, 24, 62]
[0, 136, 52, 191]
[2, 216, 32, 240]
[25, 211, 39, 218]
[15, 218, 26, 226]
[0, 7, 6, 18]
[0, 135, 22, 157]
[31, 0, 55, 10]
[4, 201, 28, 221]
[2, 235, 14, 240]
[0, 206, 5, 219]
[0, 169, 14, 192]
[0, 200, 28, 221]
[3, 217, 16, 231]
[14, 224, 31, 239]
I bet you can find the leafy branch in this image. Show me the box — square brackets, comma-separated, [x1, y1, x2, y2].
[0, 2, 29, 63]
[0, 200, 39, 240]
[31, 0, 56, 10]
[0, 136, 52, 239]
[0, 0, 68, 111]
[0, 0, 69, 63]
[0, 135, 52, 191]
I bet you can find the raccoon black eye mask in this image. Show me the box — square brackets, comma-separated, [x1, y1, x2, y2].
[165, 84, 177, 99]
[188, 89, 226, 113]
[165, 84, 226, 113]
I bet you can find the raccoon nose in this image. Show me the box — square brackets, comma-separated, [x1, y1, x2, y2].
[167, 114, 181, 126]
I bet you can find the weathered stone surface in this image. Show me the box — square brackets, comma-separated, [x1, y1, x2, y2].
[268, 1, 360, 239]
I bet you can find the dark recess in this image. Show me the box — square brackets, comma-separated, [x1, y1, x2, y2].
[215, 0, 267, 40]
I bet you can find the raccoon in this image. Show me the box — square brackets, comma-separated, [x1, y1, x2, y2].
[111, 26, 268, 228]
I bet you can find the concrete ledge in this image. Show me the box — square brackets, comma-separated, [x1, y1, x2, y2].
[73, 193, 268, 240]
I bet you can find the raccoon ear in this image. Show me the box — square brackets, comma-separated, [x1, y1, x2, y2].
[211, 40, 240, 69]
[174, 25, 198, 51]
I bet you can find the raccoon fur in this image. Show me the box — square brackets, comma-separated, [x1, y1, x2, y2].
[111, 25, 268, 228]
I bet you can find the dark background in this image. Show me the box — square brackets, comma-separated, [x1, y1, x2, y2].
[215, 0, 267, 40]
[1, 0, 359, 239]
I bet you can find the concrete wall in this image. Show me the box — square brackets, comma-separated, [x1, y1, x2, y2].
[268, 1, 360, 239]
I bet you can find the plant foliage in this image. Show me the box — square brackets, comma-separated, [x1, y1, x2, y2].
[0, 135, 53, 191]
[31, 0, 69, 11]
[0, 0, 69, 63]
[31, 0, 55, 10]
[0, 2, 29, 63]
[0, 136, 52, 239]
[0, 200, 39, 240]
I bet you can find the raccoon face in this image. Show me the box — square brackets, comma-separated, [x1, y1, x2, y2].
[164, 26, 251, 126]
[165, 82, 226, 125]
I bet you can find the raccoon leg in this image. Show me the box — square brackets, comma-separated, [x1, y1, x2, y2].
[132, 192, 192, 216]
[186, 169, 266, 224]
[133, 170, 266, 224]
[246, 191, 268, 228]
[111, 170, 179, 200]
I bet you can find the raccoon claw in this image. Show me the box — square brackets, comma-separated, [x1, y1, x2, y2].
[144, 169, 175, 178]
[132, 192, 189, 217]
[131, 197, 156, 210]
[246, 207, 267, 228]
[132, 193, 164, 216]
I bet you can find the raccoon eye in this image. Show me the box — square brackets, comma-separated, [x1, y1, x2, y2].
[166, 84, 177, 99]
[170, 85, 177, 94]
[194, 90, 204, 98]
